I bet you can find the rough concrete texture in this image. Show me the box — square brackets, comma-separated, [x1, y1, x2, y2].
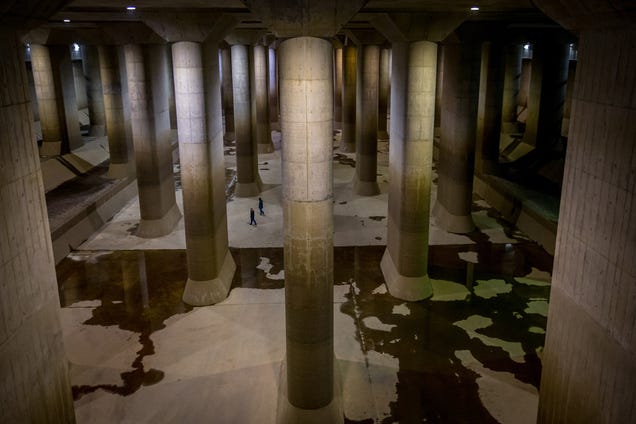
[279, 36, 338, 415]
[49, 44, 83, 153]
[341, 44, 357, 153]
[31, 44, 63, 155]
[354, 44, 380, 196]
[221, 47, 235, 141]
[125, 43, 181, 238]
[538, 27, 636, 424]
[231, 43, 262, 196]
[334, 47, 343, 130]
[0, 31, 75, 423]
[475, 41, 504, 175]
[521, 39, 569, 150]
[378, 47, 390, 140]
[82, 45, 106, 136]
[98, 45, 134, 178]
[501, 43, 522, 134]
[72, 59, 88, 110]
[268, 47, 280, 130]
[172, 40, 235, 305]
[382, 40, 437, 301]
[253, 44, 274, 153]
[433, 40, 480, 234]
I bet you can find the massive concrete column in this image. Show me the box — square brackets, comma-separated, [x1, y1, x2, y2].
[475, 40, 505, 175]
[500, 43, 522, 134]
[98, 45, 134, 178]
[333, 46, 343, 131]
[124, 44, 181, 238]
[231, 43, 262, 196]
[82, 45, 106, 136]
[536, 27, 636, 424]
[434, 45, 445, 134]
[280, 36, 336, 418]
[72, 57, 88, 111]
[354, 44, 381, 196]
[381, 40, 438, 301]
[30, 44, 63, 155]
[253, 44, 274, 153]
[268, 46, 280, 131]
[521, 37, 569, 151]
[433, 38, 481, 234]
[221, 47, 235, 142]
[172, 40, 236, 305]
[0, 28, 75, 423]
[341, 44, 357, 152]
[49, 44, 83, 152]
[378, 46, 390, 140]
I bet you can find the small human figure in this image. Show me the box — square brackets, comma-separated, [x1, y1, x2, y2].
[258, 197, 265, 216]
[249, 208, 257, 226]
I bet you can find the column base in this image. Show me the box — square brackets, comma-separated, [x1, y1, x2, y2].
[235, 181, 262, 197]
[334, 121, 342, 131]
[89, 125, 106, 137]
[339, 143, 355, 153]
[378, 130, 389, 140]
[381, 249, 432, 301]
[40, 141, 62, 157]
[258, 142, 275, 154]
[137, 202, 182, 238]
[353, 178, 380, 196]
[432, 201, 475, 234]
[107, 162, 134, 179]
[223, 131, 235, 142]
[182, 251, 236, 306]
[276, 359, 343, 424]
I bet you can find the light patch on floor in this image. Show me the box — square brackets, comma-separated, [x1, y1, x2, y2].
[362, 316, 396, 332]
[220, 287, 285, 305]
[516, 277, 551, 287]
[454, 350, 538, 424]
[524, 300, 549, 317]
[524, 267, 552, 282]
[453, 315, 526, 363]
[67, 300, 102, 308]
[458, 251, 478, 263]
[529, 326, 545, 334]
[392, 304, 410, 316]
[431, 278, 470, 301]
[372, 284, 387, 295]
[474, 279, 513, 299]
[256, 256, 285, 280]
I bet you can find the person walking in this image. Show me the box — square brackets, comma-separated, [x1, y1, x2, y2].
[258, 197, 265, 216]
[249, 208, 257, 226]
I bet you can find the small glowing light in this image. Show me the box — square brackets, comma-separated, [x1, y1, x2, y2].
[126, 6, 136, 10]
[63, 18, 71, 23]
[73, 43, 80, 52]
[523, 43, 530, 50]
[470, 6, 479, 11]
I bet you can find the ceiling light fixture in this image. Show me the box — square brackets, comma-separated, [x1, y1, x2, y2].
[63, 18, 71, 23]
[470, 6, 479, 11]
[127, 6, 136, 11]
[73, 43, 80, 52]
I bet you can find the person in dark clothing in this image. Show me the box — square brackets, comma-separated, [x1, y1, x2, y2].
[249, 208, 257, 226]
[258, 197, 265, 216]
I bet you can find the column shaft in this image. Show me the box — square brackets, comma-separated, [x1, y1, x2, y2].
[253, 44, 273, 153]
[334, 47, 343, 130]
[382, 41, 437, 301]
[231, 44, 262, 196]
[268, 47, 279, 130]
[30, 44, 63, 155]
[124, 43, 181, 238]
[221, 47, 235, 141]
[341, 44, 357, 152]
[378, 47, 390, 140]
[49, 44, 83, 152]
[172, 40, 236, 306]
[280, 36, 334, 410]
[82, 45, 106, 136]
[354, 44, 380, 196]
[433, 40, 481, 234]
[501, 43, 522, 133]
[98, 45, 133, 178]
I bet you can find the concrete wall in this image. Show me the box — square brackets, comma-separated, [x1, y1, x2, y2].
[0, 30, 75, 423]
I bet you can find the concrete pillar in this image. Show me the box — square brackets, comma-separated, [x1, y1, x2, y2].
[268, 47, 280, 131]
[165, 51, 177, 130]
[221, 47, 235, 142]
[334, 47, 343, 131]
[434, 45, 445, 135]
[82, 45, 106, 136]
[381, 40, 438, 301]
[354, 44, 380, 196]
[561, 59, 576, 137]
[98, 45, 134, 178]
[72, 58, 88, 111]
[50, 44, 83, 152]
[341, 44, 357, 152]
[0, 29, 75, 423]
[123, 43, 182, 238]
[118, 46, 135, 162]
[500, 43, 522, 134]
[475, 40, 505, 175]
[521, 39, 569, 151]
[171, 40, 236, 305]
[253, 44, 274, 153]
[433, 39, 481, 234]
[378, 46, 390, 140]
[537, 27, 636, 423]
[231, 43, 262, 196]
[280, 36, 337, 418]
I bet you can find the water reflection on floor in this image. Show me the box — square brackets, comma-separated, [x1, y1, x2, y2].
[58, 226, 551, 423]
